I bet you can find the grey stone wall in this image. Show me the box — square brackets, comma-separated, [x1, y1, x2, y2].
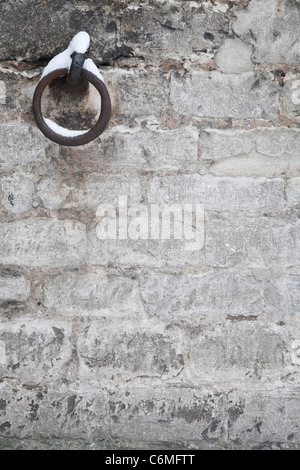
[0, 0, 300, 450]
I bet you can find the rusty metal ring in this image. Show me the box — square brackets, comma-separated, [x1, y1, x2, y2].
[32, 68, 111, 146]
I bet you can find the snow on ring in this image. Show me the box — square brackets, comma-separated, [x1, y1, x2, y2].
[40, 32, 104, 138]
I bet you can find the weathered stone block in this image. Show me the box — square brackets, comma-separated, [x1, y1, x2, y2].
[233, 0, 300, 64]
[109, 387, 227, 444]
[282, 73, 300, 120]
[107, 68, 167, 119]
[101, 126, 199, 172]
[215, 38, 253, 74]
[36, 175, 142, 211]
[87, 229, 201, 269]
[189, 324, 286, 383]
[43, 271, 142, 318]
[140, 273, 264, 321]
[0, 81, 6, 104]
[0, 124, 49, 171]
[0, 275, 30, 302]
[0, 218, 86, 267]
[0, 321, 72, 382]
[287, 178, 300, 209]
[77, 321, 185, 382]
[1, 174, 35, 213]
[148, 175, 284, 212]
[228, 393, 300, 445]
[0, 380, 108, 442]
[200, 128, 300, 178]
[119, 2, 229, 61]
[265, 275, 300, 316]
[170, 71, 279, 119]
[205, 217, 300, 269]
[0, 0, 116, 62]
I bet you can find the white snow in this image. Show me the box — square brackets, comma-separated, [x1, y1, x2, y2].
[40, 31, 103, 82]
[83, 58, 104, 82]
[40, 50, 72, 79]
[68, 31, 90, 54]
[44, 118, 88, 137]
[40, 32, 104, 137]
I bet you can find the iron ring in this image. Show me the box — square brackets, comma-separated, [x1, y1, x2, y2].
[32, 68, 111, 146]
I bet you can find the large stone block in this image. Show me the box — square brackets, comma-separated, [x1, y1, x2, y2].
[287, 178, 300, 209]
[228, 392, 300, 445]
[200, 128, 300, 178]
[1, 174, 35, 214]
[36, 174, 142, 211]
[189, 324, 286, 384]
[233, 0, 300, 64]
[119, 2, 229, 61]
[215, 38, 253, 74]
[100, 126, 199, 172]
[109, 387, 227, 445]
[265, 275, 300, 316]
[0, 320, 72, 383]
[147, 175, 284, 212]
[0, 124, 49, 172]
[0, 0, 116, 62]
[139, 273, 264, 321]
[205, 217, 300, 269]
[170, 71, 279, 119]
[0, 380, 108, 442]
[0, 218, 86, 267]
[87, 229, 201, 270]
[107, 68, 167, 119]
[77, 321, 185, 382]
[0, 275, 30, 303]
[281, 73, 300, 120]
[43, 271, 142, 318]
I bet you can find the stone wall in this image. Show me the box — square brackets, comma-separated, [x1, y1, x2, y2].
[0, 0, 299, 450]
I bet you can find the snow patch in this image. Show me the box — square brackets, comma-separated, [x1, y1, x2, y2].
[40, 31, 103, 82]
[83, 58, 104, 82]
[44, 118, 88, 137]
[69, 31, 90, 54]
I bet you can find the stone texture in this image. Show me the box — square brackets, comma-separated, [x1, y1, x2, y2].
[233, 0, 300, 64]
[77, 320, 185, 382]
[0, 320, 72, 383]
[100, 126, 199, 171]
[148, 175, 284, 213]
[36, 174, 142, 211]
[87, 230, 201, 270]
[170, 71, 279, 119]
[0, 218, 86, 267]
[0, 1, 117, 62]
[43, 271, 142, 318]
[0, 275, 30, 302]
[287, 178, 300, 209]
[189, 323, 286, 384]
[265, 275, 300, 316]
[1, 174, 35, 213]
[140, 272, 264, 321]
[205, 217, 300, 269]
[119, 2, 229, 62]
[107, 68, 167, 120]
[282, 73, 300, 120]
[109, 387, 227, 445]
[0, 380, 108, 443]
[228, 392, 300, 445]
[200, 128, 300, 178]
[0, 124, 50, 172]
[215, 38, 254, 74]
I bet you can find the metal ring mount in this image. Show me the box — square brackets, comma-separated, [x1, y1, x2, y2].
[32, 68, 111, 146]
